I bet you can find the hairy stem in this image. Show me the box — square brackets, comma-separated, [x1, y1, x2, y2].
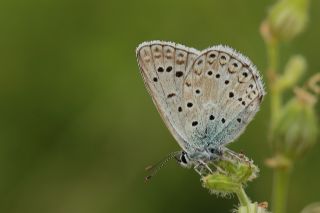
[236, 187, 251, 207]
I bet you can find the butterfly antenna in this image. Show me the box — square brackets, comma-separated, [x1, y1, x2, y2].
[145, 151, 181, 182]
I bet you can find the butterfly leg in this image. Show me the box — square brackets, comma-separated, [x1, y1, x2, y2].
[198, 160, 213, 173]
[193, 163, 211, 176]
[193, 160, 214, 176]
[194, 164, 205, 176]
[211, 162, 228, 175]
[223, 148, 244, 162]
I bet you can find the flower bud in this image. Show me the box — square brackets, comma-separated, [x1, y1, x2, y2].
[276, 55, 306, 91]
[202, 173, 241, 196]
[267, 0, 309, 41]
[202, 152, 259, 196]
[271, 88, 318, 159]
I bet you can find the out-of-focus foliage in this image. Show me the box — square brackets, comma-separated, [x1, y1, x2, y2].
[271, 89, 318, 159]
[268, 0, 310, 41]
[0, 0, 319, 213]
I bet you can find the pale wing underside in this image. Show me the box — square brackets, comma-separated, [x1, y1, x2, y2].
[182, 46, 265, 149]
[136, 41, 200, 150]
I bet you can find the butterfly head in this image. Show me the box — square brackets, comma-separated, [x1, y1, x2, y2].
[176, 148, 223, 167]
[175, 151, 193, 168]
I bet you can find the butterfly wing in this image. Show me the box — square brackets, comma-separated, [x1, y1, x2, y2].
[136, 41, 200, 150]
[182, 46, 265, 149]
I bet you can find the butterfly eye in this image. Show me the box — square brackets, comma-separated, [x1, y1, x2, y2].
[180, 153, 188, 164]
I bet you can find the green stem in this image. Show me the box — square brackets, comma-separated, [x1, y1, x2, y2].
[266, 37, 291, 213]
[236, 187, 251, 207]
[272, 167, 291, 213]
[267, 40, 282, 128]
[267, 40, 279, 75]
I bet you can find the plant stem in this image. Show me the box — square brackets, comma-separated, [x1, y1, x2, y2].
[272, 167, 290, 213]
[236, 187, 251, 207]
[267, 40, 279, 76]
[267, 40, 282, 129]
[266, 38, 291, 213]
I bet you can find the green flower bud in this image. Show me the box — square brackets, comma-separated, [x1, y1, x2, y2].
[271, 88, 318, 159]
[275, 55, 306, 91]
[215, 154, 259, 184]
[268, 0, 309, 41]
[202, 152, 259, 196]
[202, 153, 268, 212]
[202, 173, 242, 196]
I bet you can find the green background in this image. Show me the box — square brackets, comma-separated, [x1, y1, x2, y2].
[0, 0, 319, 212]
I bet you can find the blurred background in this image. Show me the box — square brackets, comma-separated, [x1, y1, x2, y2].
[0, 0, 319, 212]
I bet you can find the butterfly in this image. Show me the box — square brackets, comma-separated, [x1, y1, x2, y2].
[136, 41, 265, 180]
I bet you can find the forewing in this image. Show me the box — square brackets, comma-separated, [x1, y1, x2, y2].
[136, 41, 200, 150]
[182, 46, 265, 149]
